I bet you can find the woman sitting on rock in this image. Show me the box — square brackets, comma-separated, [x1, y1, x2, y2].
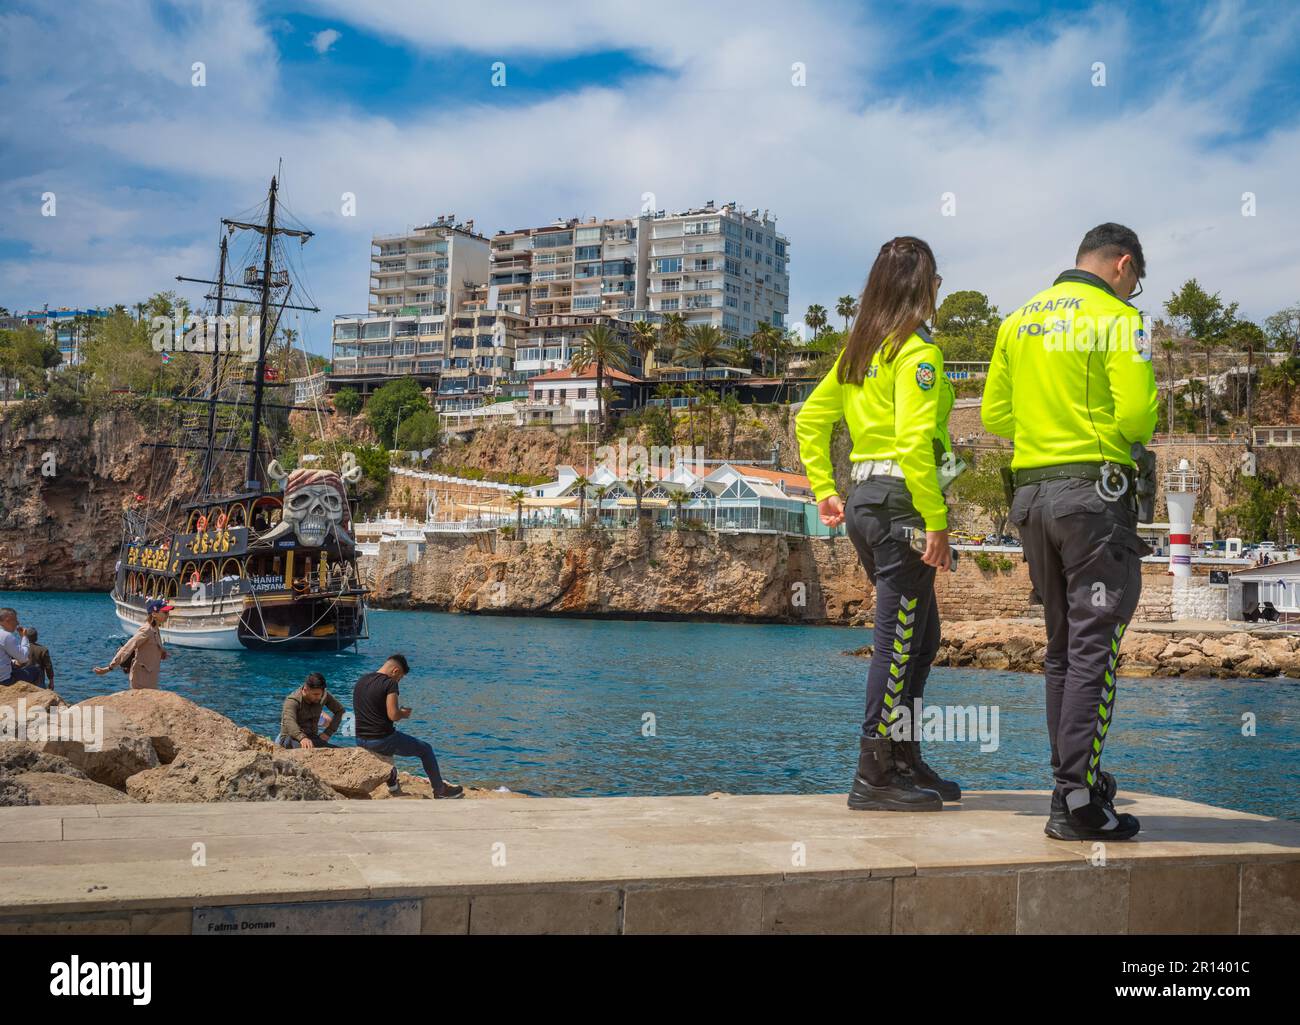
[94, 598, 171, 690]
[795, 235, 961, 812]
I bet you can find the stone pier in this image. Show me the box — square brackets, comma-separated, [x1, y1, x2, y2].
[0, 792, 1296, 934]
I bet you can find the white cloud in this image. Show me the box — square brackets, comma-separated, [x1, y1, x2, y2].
[2, 0, 1298, 352]
[311, 28, 341, 55]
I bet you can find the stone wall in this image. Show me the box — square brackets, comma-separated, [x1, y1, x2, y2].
[363, 528, 1198, 626]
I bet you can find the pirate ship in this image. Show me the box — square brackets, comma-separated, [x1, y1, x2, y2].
[111, 176, 368, 651]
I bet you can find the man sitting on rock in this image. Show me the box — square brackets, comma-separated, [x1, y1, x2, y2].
[277, 672, 345, 749]
[352, 653, 463, 799]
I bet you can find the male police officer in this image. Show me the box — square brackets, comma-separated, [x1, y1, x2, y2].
[982, 223, 1158, 841]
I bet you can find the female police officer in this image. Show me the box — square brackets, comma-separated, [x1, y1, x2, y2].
[796, 236, 960, 811]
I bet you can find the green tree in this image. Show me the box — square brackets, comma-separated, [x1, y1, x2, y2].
[0, 324, 61, 398]
[676, 324, 734, 371]
[949, 448, 1013, 537]
[1225, 472, 1290, 543]
[658, 312, 686, 366]
[1164, 279, 1238, 434]
[396, 408, 440, 451]
[366, 378, 429, 448]
[836, 295, 858, 333]
[750, 321, 782, 377]
[333, 387, 361, 416]
[571, 323, 628, 430]
[1264, 303, 1300, 356]
[630, 320, 659, 376]
[804, 304, 828, 338]
[1226, 320, 1266, 432]
[934, 290, 1000, 362]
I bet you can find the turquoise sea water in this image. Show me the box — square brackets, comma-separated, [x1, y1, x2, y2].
[2, 591, 1297, 818]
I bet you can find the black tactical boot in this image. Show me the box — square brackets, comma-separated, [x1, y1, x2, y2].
[1044, 776, 1139, 842]
[849, 737, 943, 811]
[893, 739, 962, 802]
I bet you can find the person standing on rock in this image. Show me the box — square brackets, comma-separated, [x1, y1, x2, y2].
[277, 672, 345, 749]
[0, 608, 31, 686]
[352, 654, 463, 799]
[94, 599, 172, 690]
[981, 223, 1158, 842]
[796, 236, 961, 813]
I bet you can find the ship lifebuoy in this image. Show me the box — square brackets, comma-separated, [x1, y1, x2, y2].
[216, 512, 228, 530]
[196, 515, 208, 533]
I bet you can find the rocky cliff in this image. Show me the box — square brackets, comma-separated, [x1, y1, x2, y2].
[363, 525, 1203, 627]
[0, 405, 212, 591]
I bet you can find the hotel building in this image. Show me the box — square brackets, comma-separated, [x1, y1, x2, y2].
[330, 216, 490, 395]
[645, 202, 790, 338]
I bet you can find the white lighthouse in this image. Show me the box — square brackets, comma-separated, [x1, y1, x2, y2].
[1163, 458, 1202, 578]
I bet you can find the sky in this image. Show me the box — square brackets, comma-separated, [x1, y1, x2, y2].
[2, 0, 1298, 354]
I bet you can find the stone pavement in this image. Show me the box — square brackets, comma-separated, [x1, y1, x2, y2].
[0, 791, 1296, 934]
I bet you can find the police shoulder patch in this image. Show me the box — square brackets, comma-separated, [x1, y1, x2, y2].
[915, 362, 936, 390]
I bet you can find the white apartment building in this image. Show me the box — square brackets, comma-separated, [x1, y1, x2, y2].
[645, 202, 790, 338]
[330, 216, 490, 394]
[490, 217, 648, 383]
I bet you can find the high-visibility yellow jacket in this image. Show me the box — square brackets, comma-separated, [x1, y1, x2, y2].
[981, 270, 1158, 469]
[796, 330, 953, 531]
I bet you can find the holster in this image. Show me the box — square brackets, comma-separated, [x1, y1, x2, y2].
[1000, 465, 1015, 510]
[1131, 442, 1157, 523]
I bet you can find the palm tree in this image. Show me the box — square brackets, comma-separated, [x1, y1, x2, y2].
[677, 323, 734, 372]
[698, 389, 719, 453]
[1154, 319, 1178, 436]
[629, 463, 651, 522]
[805, 304, 829, 338]
[659, 312, 687, 367]
[679, 382, 701, 448]
[750, 321, 781, 376]
[669, 488, 689, 527]
[572, 474, 590, 525]
[591, 485, 609, 527]
[722, 392, 743, 457]
[570, 323, 628, 431]
[631, 321, 659, 377]
[836, 295, 858, 333]
[655, 382, 679, 441]
[509, 489, 527, 537]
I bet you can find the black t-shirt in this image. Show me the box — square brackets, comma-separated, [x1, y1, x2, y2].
[353, 671, 398, 739]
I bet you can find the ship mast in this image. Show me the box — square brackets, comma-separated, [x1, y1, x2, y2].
[200, 234, 229, 494]
[245, 176, 278, 492]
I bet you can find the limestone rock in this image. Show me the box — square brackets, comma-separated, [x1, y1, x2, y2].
[124, 749, 342, 803]
[77, 689, 274, 763]
[278, 746, 394, 798]
[0, 680, 65, 714]
[1, 771, 136, 806]
[27, 707, 160, 790]
[0, 742, 88, 779]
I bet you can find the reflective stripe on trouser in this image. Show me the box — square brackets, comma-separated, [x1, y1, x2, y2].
[843, 479, 940, 739]
[879, 595, 918, 736]
[1009, 478, 1147, 797]
[1087, 622, 1125, 787]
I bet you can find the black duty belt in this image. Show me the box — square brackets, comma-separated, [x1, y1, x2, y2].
[1012, 462, 1134, 489]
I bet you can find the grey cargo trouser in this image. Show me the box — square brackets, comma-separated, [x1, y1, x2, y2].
[1009, 478, 1151, 805]
[844, 477, 941, 741]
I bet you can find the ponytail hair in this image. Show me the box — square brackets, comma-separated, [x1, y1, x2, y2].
[839, 236, 939, 385]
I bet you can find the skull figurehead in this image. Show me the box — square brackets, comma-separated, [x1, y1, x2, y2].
[276, 468, 352, 547]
